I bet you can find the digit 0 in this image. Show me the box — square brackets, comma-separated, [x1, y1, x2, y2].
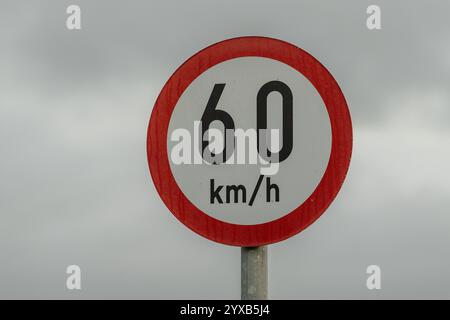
[257, 80, 293, 162]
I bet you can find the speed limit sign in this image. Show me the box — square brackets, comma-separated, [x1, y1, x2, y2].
[147, 37, 352, 246]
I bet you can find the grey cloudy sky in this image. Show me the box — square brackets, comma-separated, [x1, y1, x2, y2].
[0, 0, 449, 299]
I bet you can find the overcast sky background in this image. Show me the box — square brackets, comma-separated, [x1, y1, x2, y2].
[1, 0, 449, 299]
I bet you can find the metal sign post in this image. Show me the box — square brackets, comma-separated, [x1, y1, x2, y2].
[241, 246, 268, 300]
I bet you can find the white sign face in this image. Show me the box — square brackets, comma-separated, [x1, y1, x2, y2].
[167, 57, 332, 225]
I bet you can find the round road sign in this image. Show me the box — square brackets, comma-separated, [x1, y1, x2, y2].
[147, 36, 352, 246]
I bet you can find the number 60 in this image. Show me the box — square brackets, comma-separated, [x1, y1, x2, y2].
[201, 80, 293, 163]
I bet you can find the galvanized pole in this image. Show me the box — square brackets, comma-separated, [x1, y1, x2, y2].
[241, 246, 268, 300]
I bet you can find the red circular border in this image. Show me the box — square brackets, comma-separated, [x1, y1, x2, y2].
[147, 37, 352, 246]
